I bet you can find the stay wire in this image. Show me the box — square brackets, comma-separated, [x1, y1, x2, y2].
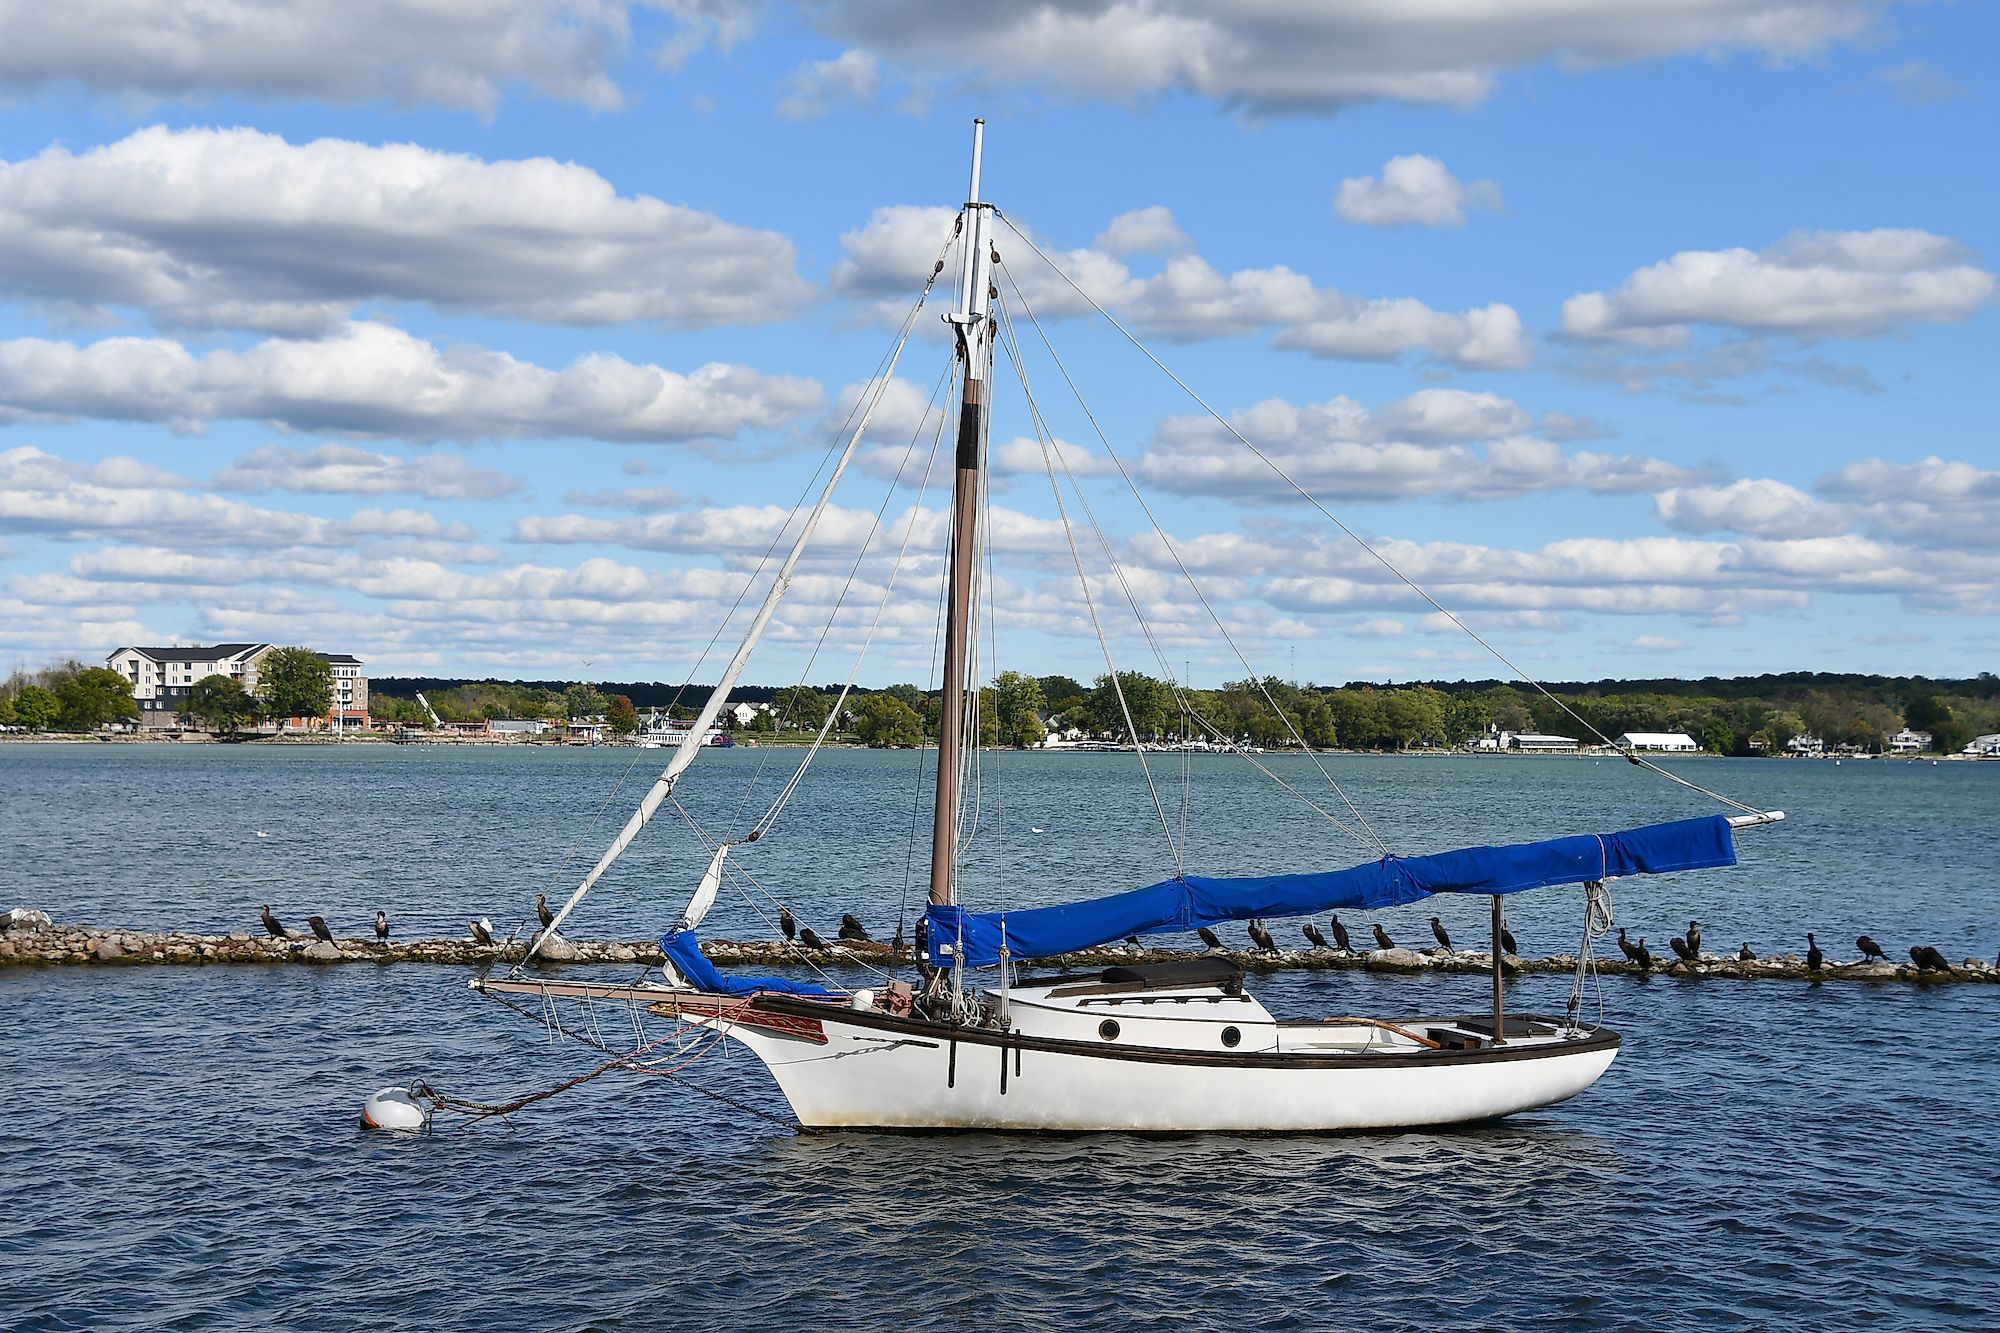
[996, 212, 1769, 822]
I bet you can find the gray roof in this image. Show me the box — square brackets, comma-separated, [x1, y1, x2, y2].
[122, 643, 265, 663]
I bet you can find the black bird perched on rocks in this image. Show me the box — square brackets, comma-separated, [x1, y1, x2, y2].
[779, 908, 797, 942]
[1686, 920, 1703, 957]
[1857, 934, 1888, 962]
[1372, 923, 1395, 951]
[1617, 928, 1641, 963]
[1910, 945, 1953, 974]
[470, 918, 494, 946]
[536, 893, 555, 931]
[1197, 926, 1224, 951]
[892, 928, 908, 958]
[1302, 923, 1329, 949]
[1500, 925, 1519, 956]
[1806, 933, 1824, 972]
[1429, 916, 1454, 953]
[1670, 936, 1697, 963]
[1738, 942, 1755, 962]
[308, 915, 335, 944]
[375, 910, 389, 942]
[799, 927, 831, 951]
[260, 904, 286, 938]
[1631, 938, 1654, 970]
[1247, 920, 1277, 953]
[1329, 915, 1352, 953]
[838, 913, 871, 943]
[1123, 934, 1142, 948]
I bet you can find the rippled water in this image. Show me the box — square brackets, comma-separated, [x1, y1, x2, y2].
[2, 745, 1996, 1329]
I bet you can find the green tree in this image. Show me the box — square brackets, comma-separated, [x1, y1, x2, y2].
[562, 682, 608, 720]
[746, 708, 777, 734]
[854, 695, 924, 747]
[607, 695, 639, 736]
[991, 670, 1046, 748]
[258, 647, 334, 720]
[0, 693, 15, 727]
[1087, 671, 1172, 740]
[1904, 695, 1952, 732]
[1700, 719, 1735, 755]
[13, 684, 57, 731]
[181, 674, 258, 733]
[772, 685, 832, 731]
[53, 665, 140, 731]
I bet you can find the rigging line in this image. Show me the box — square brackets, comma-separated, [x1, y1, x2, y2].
[527, 257, 950, 966]
[992, 301, 1181, 873]
[995, 213, 1769, 821]
[995, 254, 1390, 855]
[755, 359, 954, 838]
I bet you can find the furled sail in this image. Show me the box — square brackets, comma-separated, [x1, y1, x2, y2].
[923, 814, 1737, 969]
[658, 930, 840, 998]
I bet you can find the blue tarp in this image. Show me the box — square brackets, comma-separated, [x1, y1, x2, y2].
[924, 814, 1736, 969]
[658, 929, 843, 997]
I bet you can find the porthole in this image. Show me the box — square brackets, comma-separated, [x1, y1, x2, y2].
[1220, 1026, 1242, 1048]
[1098, 1019, 1121, 1041]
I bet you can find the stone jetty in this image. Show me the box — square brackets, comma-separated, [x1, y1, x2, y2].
[1, 912, 1992, 985]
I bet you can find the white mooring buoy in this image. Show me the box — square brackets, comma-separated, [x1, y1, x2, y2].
[361, 1085, 430, 1132]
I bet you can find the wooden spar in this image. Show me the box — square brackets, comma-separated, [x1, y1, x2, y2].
[1491, 894, 1506, 1045]
[928, 118, 994, 911]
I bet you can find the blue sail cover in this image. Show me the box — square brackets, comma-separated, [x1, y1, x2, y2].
[924, 814, 1736, 969]
[658, 929, 843, 998]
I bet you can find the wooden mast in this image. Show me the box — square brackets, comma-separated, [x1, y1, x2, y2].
[929, 119, 995, 910]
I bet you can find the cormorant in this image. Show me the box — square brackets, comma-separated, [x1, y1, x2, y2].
[375, 909, 389, 942]
[1806, 933, 1824, 972]
[838, 913, 871, 943]
[260, 905, 286, 938]
[1429, 916, 1454, 953]
[799, 927, 831, 951]
[1302, 923, 1329, 949]
[536, 893, 555, 930]
[1910, 945, 1952, 974]
[1197, 926, 1224, 951]
[1632, 938, 1654, 970]
[1247, 920, 1277, 953]
[1857, 935, 1888, 961]
[1371, 923, 1395, 951]
[1500, 925, 1519, 956]
[1670, 936, 1697, 963]
[1617, 928, 1641, 963]
[308, 915, 334, 944]
[470, 918, 494, 946]
[779, 908, 797, 942]
[1738, 942, 1755, 962]
[1123, 934, 1142, 948]
[1329, 915, 1352, 953]
[1686, 920, 1703, 957]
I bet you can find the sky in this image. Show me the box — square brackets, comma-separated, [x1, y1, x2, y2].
[0, 0, 1994, 692]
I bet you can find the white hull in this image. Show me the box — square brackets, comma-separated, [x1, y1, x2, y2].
[705, 1000, 1616, 1132]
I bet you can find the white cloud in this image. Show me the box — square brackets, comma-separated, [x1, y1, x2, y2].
[1563, 228, 1994, 343]
[213, 443, 523, 500]
[1817, 455, 2000, 549]
[835, 206, 1527, 368]
[1137, 390, 1705, 501]
[1628, 634, 1687, 652]
[0, 322, 824, 444]
[0, 126, 811, 335]
[777, 49, 881, 119]
[1095, 206, 1191, 255]
[0, 0, 662, 114]
[1334, 155, 1502, 228]
[807, 1, 1883, 114]
[1654, 478, 1828, 539]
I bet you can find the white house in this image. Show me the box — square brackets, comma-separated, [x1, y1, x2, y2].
[1889, 727, 1932, 754]
[1786, 733, 1824, 756]
[106, 643, 368, 729]
[730, 701, 770, 728]
[1615, 731, 1700, 753]
[1965, 733, 2000, 757]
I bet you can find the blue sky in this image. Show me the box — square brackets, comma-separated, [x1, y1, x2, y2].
[0, 1, 1993, 690]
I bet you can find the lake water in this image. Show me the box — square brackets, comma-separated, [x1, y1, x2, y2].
[2, 744, 1996, 1329]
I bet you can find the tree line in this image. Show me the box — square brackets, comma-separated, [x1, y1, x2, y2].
[371, 669, 1999, 754]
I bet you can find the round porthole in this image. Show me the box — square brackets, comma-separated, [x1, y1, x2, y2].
[1098, 1019, 1121, 1041]
[1220, 1026, 1242, 1048]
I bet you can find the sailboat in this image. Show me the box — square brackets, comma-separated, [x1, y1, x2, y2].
[475, 121, 1780, 1133]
